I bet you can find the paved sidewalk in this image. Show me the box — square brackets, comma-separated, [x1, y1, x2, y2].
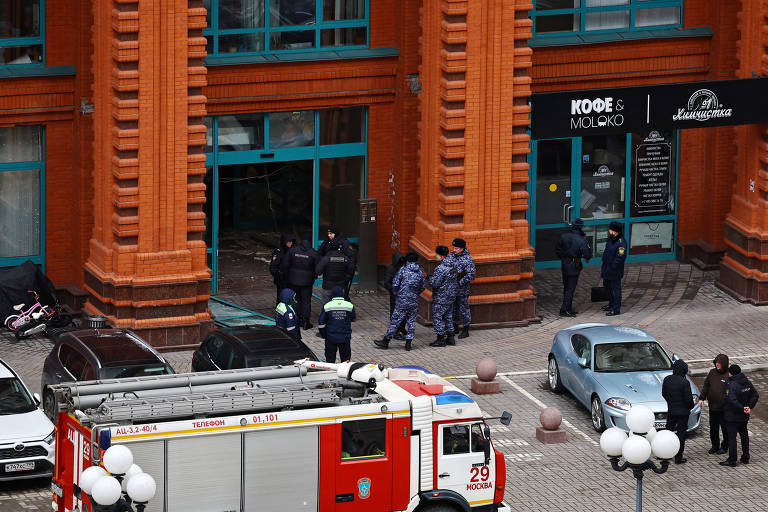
[2, 261, 768, 510]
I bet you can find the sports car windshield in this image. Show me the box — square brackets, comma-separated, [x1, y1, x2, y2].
[594, 342, 672, 372]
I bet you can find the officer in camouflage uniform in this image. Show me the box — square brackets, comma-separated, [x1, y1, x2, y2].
[374, 252, 426, 351]
[429, 245, 458, 348]
[446, 238, 476, 340]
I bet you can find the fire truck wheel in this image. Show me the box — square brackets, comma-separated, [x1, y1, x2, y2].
[420, 504, 459, 512]
[43, 390, 56, 421]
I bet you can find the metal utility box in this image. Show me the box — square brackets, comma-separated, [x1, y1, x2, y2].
[357, 198, 377, 292]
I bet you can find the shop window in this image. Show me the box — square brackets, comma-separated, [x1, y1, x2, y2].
[319, 156, 364, 238]
[0, 0, 44, 66]
[205, 0, 368, 57]
[341, 418, 386, 460]
[580, 134, 626, 221]
[269, 111, 314, 148]
[531, 0, 682, 37]
[217, 114, 265, 152]
[630, 221, 674, 255]
[630, 130, 676, 217]
[0, 126, 44, 264]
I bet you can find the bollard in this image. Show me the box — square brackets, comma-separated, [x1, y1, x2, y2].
[535, 407, 567, 444]
[470, 358, 500, 394]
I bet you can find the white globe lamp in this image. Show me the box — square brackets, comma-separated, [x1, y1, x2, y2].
[644, 427, 657, 443]
[121, 463, 143, 491]
[651, 429, 681, 460]
[102, 445, 134, 475]
[79, 466, 107, 495]
[600, 427, 628, 457]
[622, 435, 652, 465]
[91, 475, 122, 506]
[625, 405, 654, 434]
[126, 472, 157, 503]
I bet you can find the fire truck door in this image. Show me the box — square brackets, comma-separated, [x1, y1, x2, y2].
[436, 422, 495, 507]
[123, 441, 165, 512]
[335, 417, 392, 511]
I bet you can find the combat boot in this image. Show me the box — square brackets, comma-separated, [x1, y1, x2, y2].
[458, 326, 469, 339]
[429, 335, 446, 347]
[374, 336, 390, 349]
[453, 324, 460, 335]
[405, 339, 412, 351]
[445, 333, 456, 346]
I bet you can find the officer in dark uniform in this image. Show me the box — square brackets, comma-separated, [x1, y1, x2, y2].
[429, 245, 458, 347]
[280, 233, 319, 329]
[601, 221, 627, 316]
[269, 233, 294, 305]
[318, 286, 356, 363]
[555, 218, 592, 317]
[721, 364, 759, 467]
[374, 252, 426, 351]
[319, 226, 357, 299]
[315, 239, 355, 304]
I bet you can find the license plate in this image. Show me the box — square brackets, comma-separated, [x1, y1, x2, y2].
[654, 421, 666, 429]
[5, 462, 35, 472]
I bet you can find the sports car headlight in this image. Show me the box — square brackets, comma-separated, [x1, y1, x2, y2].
[605, 397, 631, 410]
[44, 429, 56, 445]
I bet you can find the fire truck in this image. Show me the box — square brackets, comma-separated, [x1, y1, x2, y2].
[49, 360, 510, 512]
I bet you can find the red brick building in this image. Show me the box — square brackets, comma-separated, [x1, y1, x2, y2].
[0, 1, 765, 347]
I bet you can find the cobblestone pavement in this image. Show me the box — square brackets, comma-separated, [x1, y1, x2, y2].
[2, 261, 768, 510]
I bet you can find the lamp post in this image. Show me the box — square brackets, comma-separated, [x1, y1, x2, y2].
[78, 445, 157, 512]
[599, 405, 680, 512]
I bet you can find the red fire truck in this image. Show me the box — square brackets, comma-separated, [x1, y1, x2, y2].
[49, 360, 510, 512]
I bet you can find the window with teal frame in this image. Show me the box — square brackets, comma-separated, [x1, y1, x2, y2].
[531, 0, 682, 37]
[0, 125, 45, 268]
[0, 0, 45, 67]
[204, 0, 368, 57]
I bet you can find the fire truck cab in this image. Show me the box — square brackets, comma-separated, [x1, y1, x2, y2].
[49, 361, 510, 512]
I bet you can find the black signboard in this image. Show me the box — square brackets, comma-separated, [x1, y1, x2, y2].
[631, 130, 674, 217]
[531, 78, 768, 139]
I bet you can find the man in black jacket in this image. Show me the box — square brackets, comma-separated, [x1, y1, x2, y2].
[662, 359, 693, 464]
[601, 220, 627, 316]
[316, 239, 355, 304]
[319, 226, 357, 299]
[698, 353, 730, 455]
[555, 218, 592, 317]
[721, 364, 759, 467]
[280, 233, 319, 330]
[269, 233, 294, 305]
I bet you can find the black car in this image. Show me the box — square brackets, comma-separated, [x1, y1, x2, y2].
[192, 325, 319, 372]
[41, 329, 175, 418]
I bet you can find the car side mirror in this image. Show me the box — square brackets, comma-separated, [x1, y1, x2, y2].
[672, 353, 680, 362]
[33, 393, 41, 405]
[577, 357, 588, 368]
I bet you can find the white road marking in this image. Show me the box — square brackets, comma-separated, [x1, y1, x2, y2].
[499, 375, 598, 446]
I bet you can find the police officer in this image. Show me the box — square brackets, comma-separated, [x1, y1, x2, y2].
[318, 285, 356, 363]
[555, 218, 592, 317]
[274, 288, 301, 341]
[447, 238, 476, 339]
[721, 364, 759, 467]
[280, 233, 319, 329]
[319, 226, 357, 299]
[269, 233, 294, 305]
[315, 239, 355, 304]
[374, 252, 426, 351]
[383, 252, 407, 339]
[429, 245, 457, 347]
[601, 221, 627, 316]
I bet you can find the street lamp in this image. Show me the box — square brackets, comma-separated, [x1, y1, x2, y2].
[599, 405, 680, 512]
[78, 445, 157, 512]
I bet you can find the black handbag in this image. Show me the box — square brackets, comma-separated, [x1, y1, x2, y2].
[591, 285, 609, 302]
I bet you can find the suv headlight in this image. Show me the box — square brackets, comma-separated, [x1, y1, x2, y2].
[605, 397, 631, 410]
[44, 429, 56, 445]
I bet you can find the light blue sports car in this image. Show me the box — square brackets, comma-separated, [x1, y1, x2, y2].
[547, 323, 701, 432]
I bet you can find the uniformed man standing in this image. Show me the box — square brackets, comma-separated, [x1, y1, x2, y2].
[274, 288, 301, 341]
[269, 233, 294, 305]
[318, 285, 356, 363]
[429, 245, 458, 348]
[319, 226, 357, 299]
[315, 239, 355, 304]
[374, 252, 426, 351]
[555, 218, 592, 317]
[601, 221, 627, 316]
[281, 233, 319, 329]
[447, 238, 476, 339]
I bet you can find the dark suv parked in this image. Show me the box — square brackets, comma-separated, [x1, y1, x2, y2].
[41, 329, 174, 419]
[192, 325, 319, 372]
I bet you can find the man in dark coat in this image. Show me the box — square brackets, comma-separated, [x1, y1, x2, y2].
[315, 239, 355, 304]
[721, 364, 759, 466]
[661, 359, 694, 464]
[555, 218, 592, 317]
[375, 252, 426, 351]
[698, 353, 730, 454]
[601, 221, 627, 316]
[318, 285, 356, 363]
[446, 238, 476, 339]
[428, 245, 458, 348]
[269, 233, 294, 305]
[280, 233, 319, 329]
[274, 288, 301, 341]
[319, 226, 357, 299]
[382, 252, 407, 339]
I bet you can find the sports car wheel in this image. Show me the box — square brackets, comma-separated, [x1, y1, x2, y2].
[591, 395, 606, 432]
[548, 357, 563, 393]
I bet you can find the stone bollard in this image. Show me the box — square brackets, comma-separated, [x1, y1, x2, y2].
[470, 358, 500, 394]
[535, 407, 567, 444]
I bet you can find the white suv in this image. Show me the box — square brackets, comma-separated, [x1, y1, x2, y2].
[0, 358, 56, 481]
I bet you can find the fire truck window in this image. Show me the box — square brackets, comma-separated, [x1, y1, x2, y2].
[443, 424, 470, 455]
[471, 423, 485, 452]
[341, 418, 386, 460]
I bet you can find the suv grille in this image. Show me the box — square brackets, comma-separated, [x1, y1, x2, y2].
[0, 445, 47, 459]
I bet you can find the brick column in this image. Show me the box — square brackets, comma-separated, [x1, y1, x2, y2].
[83, 0, 212, 346]
[718, 0, 768, 303]
[412, 0, 538, 327]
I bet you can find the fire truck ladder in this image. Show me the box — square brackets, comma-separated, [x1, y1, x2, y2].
[75, 381, 345, 425]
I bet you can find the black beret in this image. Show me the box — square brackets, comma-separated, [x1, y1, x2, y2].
[405, 251, 419, 263]
[609, 221, 623, 232]
[452, 238, 467, 249]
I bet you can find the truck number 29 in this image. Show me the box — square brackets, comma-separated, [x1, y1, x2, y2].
[469, 466, 489, 482]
